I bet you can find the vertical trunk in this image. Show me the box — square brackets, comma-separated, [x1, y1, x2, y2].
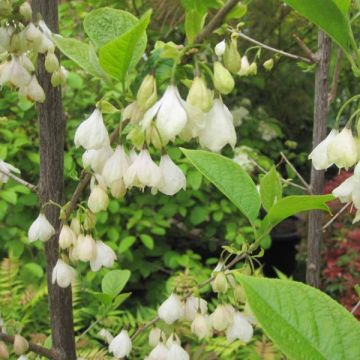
[306, 31, 331, 288]
[32, 1, 76, 359]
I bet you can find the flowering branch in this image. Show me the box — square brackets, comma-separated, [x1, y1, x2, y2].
[0, 332, 58, 359]
[0, 168, 37, 192]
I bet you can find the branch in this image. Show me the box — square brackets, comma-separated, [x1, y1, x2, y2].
[236, 31, 313, 64]
[0, 332, 58, 359]
[195, 0, 240, 43]
[293, 34, 318, 63]
[322, 202, 351, 231]
[328, 49, 343, 105]
[0, 169, 37, 192]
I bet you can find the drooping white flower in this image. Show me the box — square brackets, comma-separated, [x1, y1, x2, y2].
[215, 39, 226, 57]
[147, 342, 169, 360]
[13, 334, 29, 355]
[184, 296, 208, 321]
[199, 99, 237, 152]
[19, 75, 45, 103]
[191, 314, 212, 340]
[180, 103, 207, 141]
[226, 312, 253, 343]
[308, 129, 339, 170]
[28, 213, 55, 243]
[238, 56, 251, 76]
[210, 304, 235, 331]
[149, 327, 162, 347]
[74, 234, 97, 262]
[74, 109, 110, 150]
[98, 328, 114, 344]
[124, 149, 162, 190]
[0, 160, 20, 183]
[59, 224, 76, 249]
[109, 330, 132, 359]
[327, 128, 358, 169]
[102, 145, 129, 186]
[166, 335, 189, 360]
[88, 185, 109, 213]
[0, 56, 31, 88]
[82, 146, 113, 173]
[90, 240, 117, 272]
[157, 155, 186, 196]
[158, 293, 184, 324]
[52, 259, 76, 288]
[140, 85, 188, 144]
[25, 23, 42, 43]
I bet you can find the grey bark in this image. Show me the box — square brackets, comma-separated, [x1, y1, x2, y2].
[32, 1, 76, 358]
[306, 32, 331, 288]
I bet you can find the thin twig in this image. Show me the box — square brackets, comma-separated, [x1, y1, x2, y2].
[322, 202, 351, 231]
[0, 332, 58, 359]
[293, 34, 318, 63]
[235, 31, 313, 64]
[0, 168, 37, 192]
[351, 300, 360, 315]
[328, 49, 343, 105]
[280, 152, 312, 192]
[195, 0, 240, 43]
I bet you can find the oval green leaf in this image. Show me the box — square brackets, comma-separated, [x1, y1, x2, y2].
[101, 269, 131, 297]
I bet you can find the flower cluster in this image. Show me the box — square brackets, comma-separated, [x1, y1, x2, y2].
[0, 0, 64, 103]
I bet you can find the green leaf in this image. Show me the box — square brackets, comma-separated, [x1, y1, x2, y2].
[190, 205, 209, 225]
[333, 0, 351, 15]
[118, 235, 136, 253]
[53, 35, 108, 80]
[140, 234, 154, 250]
[101, 269, 131, 297]
[259, 194, 334, 238]
[99, 10, 151, 82]
[181, 149, 260, 223]
[185, 10, 207, 43]
[240, 276, 360, 360]
[0, 190, 17, 204]
[283, 0, 352, 54]
[260, 166, 282, 212]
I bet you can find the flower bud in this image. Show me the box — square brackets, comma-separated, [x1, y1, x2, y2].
[186, 76, 213, 112]
[213, 62, 234, 95]
[51, 68, 66, 87]
[0, 27, 11, 52]
[263, 58, 274, 71]
[13, 335, 29, 355]
[19, 75, 45, 103]
[215, 39, 226, 57]
[158, 293, 184, 324]
[238, 56, 250, 76]
[25, 23, 42, 43]
[191, 314, 212, 340]
[110, 179, 126, 199]
[212, 272, 228, 293]
[147, 342, 168, 360]
[127, 126, 145, 149]
[70, 217, 81, 235]
[52, 259, 76, 288]
[9, 31, 27, 54]
[226, 312, 253, 343]
[88, 185, 109, 213]
[148, 327, 162, 347]
[20, 2, 32, 21]
[223, 38, 241, 73]
[0, 1, 12, 17]
[0, 341, 9, 359]
[247, 62, 257, 76]
[59, 224, 76, 249]
[234, 285, 246, 303]
[84, 210, 96, 231]
[75, 234, 97, 262]
[45, 51, 59, 73]
[210, 304, 235, 331]
[137, 74, 157, 111]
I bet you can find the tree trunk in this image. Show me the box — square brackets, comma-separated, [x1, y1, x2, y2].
[306, 31, 331, 288]
[32, 1, 77, 359]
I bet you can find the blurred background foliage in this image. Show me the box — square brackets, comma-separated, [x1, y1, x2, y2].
[0, 0, 358, 359]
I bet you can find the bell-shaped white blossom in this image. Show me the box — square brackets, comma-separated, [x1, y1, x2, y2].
[109, 330, 132, 359]
[238, 56, 251, 76]
[52, 259, 76, 288]
[184, 296, 208, 321]
[158, 293, 184, 324]
[0, 56, 31, 88]
[199, 99, 237, 152]
[0, 160, 20, 183]
[226, 312, 253, 343]
[157, 155, 186, 195]
[102, 145, 129, 186]
[124, 149, 162, 190]
[74, 109, 110, 150]
[98, 328, 114, 344]
[25, 23, 42, 43]
[191, 314, 212, 340]
[28, 213, 55, 243]
[0, 26, 12, 52]
[59, 224, 76, 249]
[82, 146, 113, 173]
[180, 103, 207, 141]
[166, 336, 189, 360]
[141, 85, 188, 144]
[210, 304, 235, 331]
[19, 75, 45, 103]
[327, 128, 358, 169]
[215, 39, 226, 57]
[90, 240, 117, 272]
[88, 185, 109, 213]
[149, 327, 162, 347]
[308, 129, 339, 170]
[147, 342, 168, 360]
[74, 234, 97, 262]
[13, 334, 29, 355]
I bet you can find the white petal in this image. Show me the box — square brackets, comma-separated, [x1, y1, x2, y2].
[157, 155, 186, 195]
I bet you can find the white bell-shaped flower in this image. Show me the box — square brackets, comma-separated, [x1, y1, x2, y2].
[308, 129, 339, 170]
[0, 56, 31, 88]
[82, 146, 113, 173]
[102, 145, 129, 186]
[147, 342, 168, 360]
[13, 334, 29, 355]
[191, 313, 212, 340]
[166, 336, 189, 360]
[90, 240, 117, 272]
[59, 224, 76, 249]
[74, 234, 97, 262]
[19, 75, 45, 103]
[141, 85, 187, 144]
[327, 128, 358, 169]
[0, 160, 20, 183]
[149, 327, 162, 347]
[226, 312, 253, 343]
[25, 23, 42, 43]
[28, 213, 55, 243]
[184, 296, 208, 321]
[158, 293, 184, 324]
[238, 56, 250, 76]
[0, 26, 12, 52]
[52, 259, 76, 288]
[88, 185, 109, 213]
[210, 304, 235, 331]
[74, 109, 110, 150]
[180, 103, 207, 141]
[124, 149, 162, 190]
[109, 330, 132, 359]
[199, 99, 237, 152]
[215, 39, 226, 57]
[157, 155, 186, 196]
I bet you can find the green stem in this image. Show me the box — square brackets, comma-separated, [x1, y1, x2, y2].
[335, 94, 360, 128]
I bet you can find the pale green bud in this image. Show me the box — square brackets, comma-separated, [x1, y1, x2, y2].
[45, 51, 59, 73]
[136, 74, 157, 111]
[213, 61, 234, 95]
[263, 58, 274, 71]
[187, 76, 213, 112]
[110, 179, 126, 199]
[234, 284, 246, 303]
[0, 0, 12, 17]
[84, 210, 96, 230]
[127, 125, 145, 149]
[247, 62, 258, 76]
[51, 68, 66, 87]
[223, 38, 241, 73]
[9, 31, 27, 54]
[211, 271, 228, 293]
[20, 2, 32, 21]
